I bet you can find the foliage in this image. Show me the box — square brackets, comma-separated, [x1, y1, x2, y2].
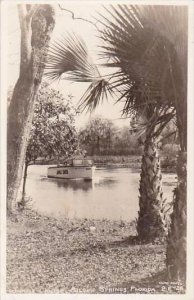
[45, 34, 111, 112]
[26, 83, 81, 164]
[113, 126, 143, 155]
[79, 117, 116, 155]
[135, 5, 187, 151]
[79, 117, 142, 156]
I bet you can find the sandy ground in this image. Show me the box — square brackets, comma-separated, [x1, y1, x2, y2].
[7, 209, 184, 294]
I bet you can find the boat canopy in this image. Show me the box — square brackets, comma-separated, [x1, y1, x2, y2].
[72, 159, 93, 166]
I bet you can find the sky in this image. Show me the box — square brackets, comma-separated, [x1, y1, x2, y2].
[7, 2, 130, 129]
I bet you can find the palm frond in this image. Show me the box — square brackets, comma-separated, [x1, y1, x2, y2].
[45, 32, 112, 112]
[96, 4, 187, 140]
[99, 5, 179, 110]
[135, 5, 188, 69]
[45, 32, 100, 82]
[78, 79, 112, 112]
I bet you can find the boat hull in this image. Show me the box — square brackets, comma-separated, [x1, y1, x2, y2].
[47, 166, 95, 180]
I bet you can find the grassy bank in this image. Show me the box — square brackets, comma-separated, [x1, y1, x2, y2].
[7, 209, 184, 294]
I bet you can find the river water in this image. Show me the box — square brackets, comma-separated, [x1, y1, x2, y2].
[25, 165, 176, 222]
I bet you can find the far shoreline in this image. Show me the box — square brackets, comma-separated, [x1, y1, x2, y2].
[31, 154, 177, 174]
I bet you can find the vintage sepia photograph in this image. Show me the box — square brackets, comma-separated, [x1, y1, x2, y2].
[0, 0, 193, 298]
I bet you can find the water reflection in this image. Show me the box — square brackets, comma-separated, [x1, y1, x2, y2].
[26, 165, 176, 221]
[49, 178, 93, 192]
[41, 176, 118, 191]
[95, 177, 118, 187]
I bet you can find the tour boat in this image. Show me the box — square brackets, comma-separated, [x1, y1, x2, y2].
[47, 158, 95, 180]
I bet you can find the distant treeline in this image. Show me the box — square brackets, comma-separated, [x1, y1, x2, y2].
[78, 117, 143, 156]
[78, 117, 178, 158]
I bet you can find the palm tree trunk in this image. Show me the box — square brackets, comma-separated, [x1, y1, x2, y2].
[137, 128, 168, 241]
[166, 151, 187, 281]
[166, 74, 187, 281]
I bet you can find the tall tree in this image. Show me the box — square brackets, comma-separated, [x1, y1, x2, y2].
[100, 4, 188, 280]
[79, 117, 116, 155]
[101, 5, 187, 279]
[145, 6, 187, 281]
[128, 4, 188, 281]
[7, 5, 55, 213]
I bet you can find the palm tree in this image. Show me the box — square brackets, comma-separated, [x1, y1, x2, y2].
[45, 27, 172, 242]
[97, 6, 180, 241]
[45, 4, 188, 280]
[125, 4, 187, 281]
[102, 5, 188, 281]
[140, 5, 187, 281]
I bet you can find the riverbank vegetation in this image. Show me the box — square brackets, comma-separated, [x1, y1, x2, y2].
[78, 116, 178, 171]
[33, 114, 178, 172]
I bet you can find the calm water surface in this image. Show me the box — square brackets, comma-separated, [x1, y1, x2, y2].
[26, 165, 176, 221]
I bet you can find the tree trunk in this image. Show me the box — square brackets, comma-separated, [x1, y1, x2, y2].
[7, 4, 55, 214]
[22, 161, 29, 200]
[166, 58, 187, 281]
[97, 136, 100, 155]
[166, 151, 187, 282]
[137, 128, 168, 241]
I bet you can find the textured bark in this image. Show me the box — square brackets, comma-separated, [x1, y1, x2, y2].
[137, 129, 168, 241]
[166, 151, 187, 281]
[21, 161, 29, 201]
[7, 5, 55, 213]
[166, 47, 187, 281]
